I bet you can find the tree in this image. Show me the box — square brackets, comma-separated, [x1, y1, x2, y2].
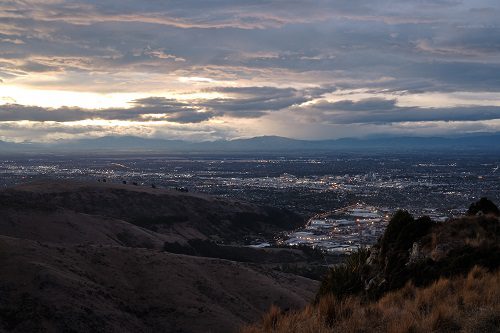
[467, 198, 499, 216]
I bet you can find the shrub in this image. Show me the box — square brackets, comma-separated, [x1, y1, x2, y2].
[316, 248, 370, 301]
[380, 210, 414, 257]
[467, 197, 499, 216]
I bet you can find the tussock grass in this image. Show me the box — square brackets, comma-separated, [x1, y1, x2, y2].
[316, 248, 370, 301]
[242, 266, 500, 333]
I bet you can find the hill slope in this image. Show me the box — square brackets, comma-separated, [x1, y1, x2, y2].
[0, 236, 318, 333]
[243, 267, 500, 333]
[0, 181, 318, 332]
[1, 181, 304, 244]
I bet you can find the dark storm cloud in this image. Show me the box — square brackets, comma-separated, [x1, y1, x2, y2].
[130, 97, 191, 110]
[129, 88, 307, 119]
[201, 86, 313, 117]
[404, 62, 500, 92]
[313, 98, 398, 112]
[297, 98, 500, 124]
[8, 92, 499, 126]
[0, 104, 88, 122]
[0, 86, 318, 123]
[0, 100, 213, 124]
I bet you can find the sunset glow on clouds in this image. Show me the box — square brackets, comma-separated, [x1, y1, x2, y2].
[1, 0, 500, 141]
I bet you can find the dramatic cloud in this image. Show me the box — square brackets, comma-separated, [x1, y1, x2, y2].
[0, 86, 316, 123]
[1, 0, 500, 141]
[0, 102, 212, 124]
[294, 98, 500, 124]
[200, 86, 314, 118]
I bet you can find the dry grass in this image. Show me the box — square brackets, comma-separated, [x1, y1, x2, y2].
[242, 266, 500, 333]
[428, 215, 499, 251]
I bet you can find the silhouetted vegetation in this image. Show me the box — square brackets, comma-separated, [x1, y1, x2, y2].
[275, 243, 325, 261]
[316, 248, 370, 301]
[381, 211, 434, 257]
[222, 209, 303, 234]
[243, 267, 500, 333]
[467, 197, 499, 216]
[245, 199, 500, 333]
[314, 199, 500, 303]
[163, 239, 293, 263]
[163, 239, 329, 279]
[163, 241, 195, 255]
[410, 245, 500, 287]
[380, 213, 436, 292]
[276, 263, 329, 281]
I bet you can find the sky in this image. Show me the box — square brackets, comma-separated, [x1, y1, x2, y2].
[1, 0, 500, 142]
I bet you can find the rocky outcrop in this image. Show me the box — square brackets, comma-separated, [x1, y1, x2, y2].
[362, 201, 500, 297]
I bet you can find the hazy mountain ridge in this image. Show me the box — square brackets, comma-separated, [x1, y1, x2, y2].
[2, 133, 500, 153]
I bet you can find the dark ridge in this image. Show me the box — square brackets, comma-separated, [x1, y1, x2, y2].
[317, 198, 500, 301]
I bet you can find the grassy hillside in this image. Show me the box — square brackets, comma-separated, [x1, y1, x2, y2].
[1, 180, 304, 244]
[244, 199, 500, 332]
[243, 266, 500, 333]
[0, 236, 318, 333]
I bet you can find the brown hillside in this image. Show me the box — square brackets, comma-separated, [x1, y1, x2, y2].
[243, 266, 500, 333]
[1, 181, 304, 244]
[0, 236, 318, 333]
[0, 181, 318, 332]
[0, 208, 173, 248]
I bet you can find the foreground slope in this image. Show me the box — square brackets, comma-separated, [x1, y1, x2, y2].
[245, 200, 500, 333]
[0, 181, 318, 332]
[0, 236, 318, 332]
[243, 267, 500, 333]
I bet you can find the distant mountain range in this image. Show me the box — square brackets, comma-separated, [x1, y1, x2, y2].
[1, 133, 500, 153]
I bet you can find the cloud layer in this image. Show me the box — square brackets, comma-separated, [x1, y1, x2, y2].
[1, 0, 500, 141]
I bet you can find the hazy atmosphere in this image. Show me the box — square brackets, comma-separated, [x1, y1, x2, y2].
[1, 3, 500, 333]
[1, 0, 500, 142]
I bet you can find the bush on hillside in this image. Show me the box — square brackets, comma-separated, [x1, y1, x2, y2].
[381, 213, 436, 290]
[467, 197, 500, 216]
[381, 211, 434, 257]
[317, 200, 499, 300]
[316, 248, 370, 301]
